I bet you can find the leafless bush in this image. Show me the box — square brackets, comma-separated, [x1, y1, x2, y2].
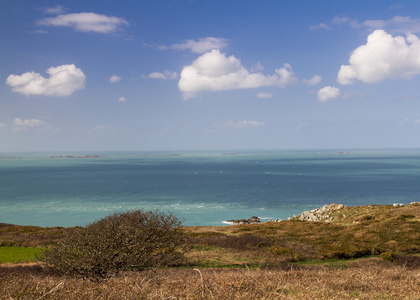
[41, 210, 187, 279]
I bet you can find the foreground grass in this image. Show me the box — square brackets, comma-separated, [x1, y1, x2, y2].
[1, 256, 419, 299]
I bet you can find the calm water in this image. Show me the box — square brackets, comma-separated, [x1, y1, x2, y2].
[0, 149, 419, 227]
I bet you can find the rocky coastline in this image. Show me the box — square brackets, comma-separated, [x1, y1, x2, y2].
[225, 216, 260, 225]
[291, 203, 347, 222]
[226, 202, 420, 224]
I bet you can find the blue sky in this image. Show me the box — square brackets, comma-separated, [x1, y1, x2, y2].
[2, 0, 420, 152]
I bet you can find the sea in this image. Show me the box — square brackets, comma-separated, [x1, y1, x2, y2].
[0, 149, 419, 227]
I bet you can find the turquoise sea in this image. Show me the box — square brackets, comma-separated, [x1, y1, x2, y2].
[0, 149, 419, 227]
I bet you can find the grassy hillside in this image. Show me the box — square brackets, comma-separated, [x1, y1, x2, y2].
[0, 203, 419, 299]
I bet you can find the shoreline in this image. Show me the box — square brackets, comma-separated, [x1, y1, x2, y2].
[2, 202, 419, 229]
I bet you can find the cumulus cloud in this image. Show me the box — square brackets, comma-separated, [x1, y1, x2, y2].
[6, 64, 86, 97]
[37, 12, 128, 33]
[256, 92, 273, 98]
[161, 37, 227, 53]
[118, 96, 127, 102]
[303, 75, 322, 86]
[223, 120, 265, 129]
[143, 70, 178, 80]
[318, 86, 340, 102]
[337, 30, 420, 85]
[109, 75, 121, 83]
[178, 50, 297, 99]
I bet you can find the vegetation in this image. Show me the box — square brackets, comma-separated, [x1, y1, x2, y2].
[1, 257, 419, 299]
[41, 210, 187, 279]
[183, 203, 420, 266]
[0, 203, 419, 298]
[0, 246, 42, 263]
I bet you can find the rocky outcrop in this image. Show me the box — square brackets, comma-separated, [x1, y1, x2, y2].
[292, 203, 347, 222]
[226, 216, 260, 225]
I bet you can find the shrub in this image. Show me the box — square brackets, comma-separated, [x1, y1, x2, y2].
[381, 251, 397, 262]
[197, 234, 272, 251]
[271, 246, 300, 261]
[41, 210, 187, 279]
[320, 242, 381, 260]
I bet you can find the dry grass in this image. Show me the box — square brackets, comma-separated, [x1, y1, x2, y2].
[1, 204, 419, 299]
[0, 224, 70, 247]
[184, 203, 420, 265]
[1, 257, 419, 299]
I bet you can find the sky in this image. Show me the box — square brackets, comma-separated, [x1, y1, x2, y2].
[2, 0, 420, 152]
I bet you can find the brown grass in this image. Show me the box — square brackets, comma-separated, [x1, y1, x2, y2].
[0, 225, 70, 247]
[184, 203, 420, 265]
[1, 257, 419, 299]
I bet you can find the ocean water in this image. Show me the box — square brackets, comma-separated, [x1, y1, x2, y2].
[0, 149, 419, 227]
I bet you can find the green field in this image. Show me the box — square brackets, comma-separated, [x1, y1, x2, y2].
[0, 246, 43, 263]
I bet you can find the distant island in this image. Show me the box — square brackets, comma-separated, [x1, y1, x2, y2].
[336, 151, 350, 154]
[50, 155, 101, 159]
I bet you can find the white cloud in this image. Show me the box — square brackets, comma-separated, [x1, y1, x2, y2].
[12, 118, 51, 132]
[37, 13, 128, 33]
[109, 75, 121, 83]
[89, 125, 116, 134]
[332, 17, 360, 28]
[178, 50, 297, 99]
[332, 17, 351, 25]
[31, 29, 48, 34]
[390, 4, 403, 10]
[251, 62, 264, 72]
[6, 64, 86, 97]
[0, 122, 6, 128]
[256, 92, 273, 99]
[317, 86, 340, 102]
[13, 118, 46, 127]
[362, 19, 387, 29]
[303, 75, 322, 86]
[118, 96, 127, 102]
[223, 120, 265, 129]
[309, 23, 332, 31]
[143, 70, 178, 80]
[399, 118, 411, 125]
[170, 37, 227, 53]
[337, 30, 420, 85]
[44, 5, 66, 15]
[310, 17, 360, 32]
[400, 118, 420, 125]
[312, 15, 420, 34]
[363, 16, 420, 33]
